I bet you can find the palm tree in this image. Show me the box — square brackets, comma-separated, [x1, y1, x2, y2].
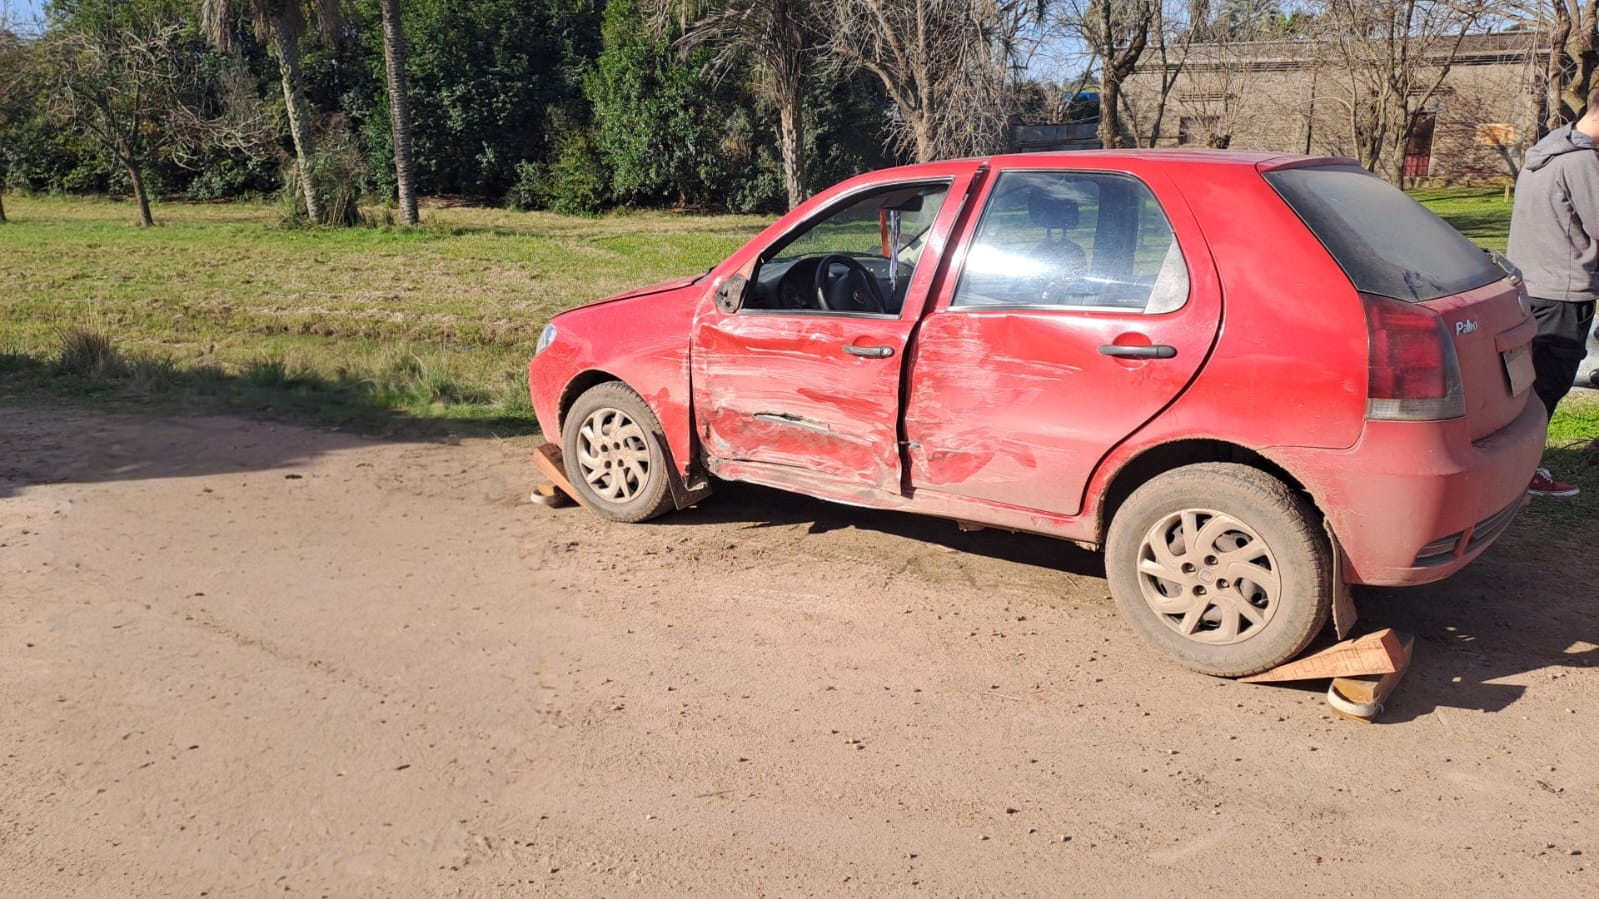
[377, 0, 417, 225]
[655, 0, 820, 209]
[200, 0, 339, 224]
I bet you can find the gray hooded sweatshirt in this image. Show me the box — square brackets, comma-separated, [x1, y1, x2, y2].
[1507, 124, 1599, 302]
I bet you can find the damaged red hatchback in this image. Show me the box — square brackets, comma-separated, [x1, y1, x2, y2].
[528, 151, 1545, 676]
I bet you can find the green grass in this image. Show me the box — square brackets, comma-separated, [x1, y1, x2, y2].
[1536, 391, 1599, 525]
[0, 195, 765, 431]
[1411, 185, 1516, 252]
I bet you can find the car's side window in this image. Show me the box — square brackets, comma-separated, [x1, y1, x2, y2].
[744, 182, 950, 316]
[951, 171, 1189, 313]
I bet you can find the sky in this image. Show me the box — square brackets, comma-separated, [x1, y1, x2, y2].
[1, 0, 45, 33]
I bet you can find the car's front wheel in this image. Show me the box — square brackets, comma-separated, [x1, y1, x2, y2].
[562, 382, 676, 523]
[1104, 463, 1332, 677]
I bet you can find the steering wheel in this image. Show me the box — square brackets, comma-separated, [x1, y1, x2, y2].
[813, 254, 887, 313]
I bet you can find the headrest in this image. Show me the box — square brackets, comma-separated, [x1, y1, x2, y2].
[1028, 189, 1079, 230]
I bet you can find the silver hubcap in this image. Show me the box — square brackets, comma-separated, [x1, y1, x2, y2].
[575, 407, 652, 503]
[1134, 509, 1280, 645]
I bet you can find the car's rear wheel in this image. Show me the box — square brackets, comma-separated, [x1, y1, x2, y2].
[562, 382, 676, 523]
[1104, 463, 1332, 677]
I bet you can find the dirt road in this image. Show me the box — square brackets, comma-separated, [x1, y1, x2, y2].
[2, 407, 1595, 896]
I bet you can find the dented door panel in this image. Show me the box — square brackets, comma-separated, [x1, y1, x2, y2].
[696, 313, 911, 487]
[690, 163, 983, 495]
[902, 163, 1223, 517]
[904, 307, 1219, 516]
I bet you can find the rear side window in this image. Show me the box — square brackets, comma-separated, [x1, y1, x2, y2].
[952, 171, 1189, 313]
[1265, 164, 1502, 302]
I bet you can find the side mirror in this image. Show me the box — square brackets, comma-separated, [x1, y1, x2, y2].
[714, 274, 748, 314]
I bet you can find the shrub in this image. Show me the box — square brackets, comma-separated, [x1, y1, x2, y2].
[53, 328, 128, 380]
[506, 131, 607, 215]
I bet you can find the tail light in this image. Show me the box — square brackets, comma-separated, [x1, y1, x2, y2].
[1363, 294, 1465, 421]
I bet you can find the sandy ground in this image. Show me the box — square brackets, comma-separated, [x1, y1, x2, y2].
[1, 406, 1596, 897]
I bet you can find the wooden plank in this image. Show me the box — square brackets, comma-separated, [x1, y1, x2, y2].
[531, 443, 586, 510]
[1327, 633, 1415, 722]
[1239, 627, 1406, 683]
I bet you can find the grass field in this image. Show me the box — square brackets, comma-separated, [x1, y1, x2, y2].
[0, 195, 764, 430]
[1407, 185, 1517, 252]
[0, 189, 1594, 503]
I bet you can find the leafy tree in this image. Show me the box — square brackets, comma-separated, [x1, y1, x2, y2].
[0, 26, 29, 222]
[803, 65, 903, 188]
[1216, 0, 1279, 35]
[587, 0, 735, 207]
[385, 0, 598, 200]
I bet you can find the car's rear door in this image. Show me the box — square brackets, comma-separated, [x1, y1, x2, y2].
[902, 160, 1223, 517]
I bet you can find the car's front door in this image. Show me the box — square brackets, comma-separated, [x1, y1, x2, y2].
[691, 167, 981, 494]
[903, 164, 1223, 517]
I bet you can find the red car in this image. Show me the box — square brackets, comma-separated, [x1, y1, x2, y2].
[529, 151, 1544, 676]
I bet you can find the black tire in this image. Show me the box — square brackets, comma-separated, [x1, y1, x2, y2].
[562, 382, 676, 523]
[1104, 463, 1332, 677]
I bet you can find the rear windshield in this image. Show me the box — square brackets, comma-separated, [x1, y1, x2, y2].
[1264, 164, 1502, 302]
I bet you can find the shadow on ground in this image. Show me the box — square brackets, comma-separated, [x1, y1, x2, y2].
[0, 402, 534, 499]
[654, 480, 1596, 723]
[660, 478, 1109, 580]
[0, 346, 539, 499]
[1345, 513, 1597, 722]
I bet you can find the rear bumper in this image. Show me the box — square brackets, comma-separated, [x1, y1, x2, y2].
[1273, 397, 1546, 586]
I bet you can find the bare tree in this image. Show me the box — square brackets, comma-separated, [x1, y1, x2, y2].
[200, 0, 341, 224]
[1313, 0, 1482, 184]
[653, 0, 821, 209]
[1523, 0, 1598, 131]
[1062, 0, 1159, 148]
[1128, 0, 1203, 146]
[828, 0, 1045, 162]
[33, 20, 200, 226]
[1160, 0, 1297, 148]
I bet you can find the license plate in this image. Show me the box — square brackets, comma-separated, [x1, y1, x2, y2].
[1502, 343, 1534, 396]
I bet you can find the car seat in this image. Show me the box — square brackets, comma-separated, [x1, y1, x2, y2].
[1028, 189, 1088, 300]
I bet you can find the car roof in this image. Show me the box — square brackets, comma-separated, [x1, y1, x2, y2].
[867, 149, 1356, 180]
[998, 148, 1361, 169]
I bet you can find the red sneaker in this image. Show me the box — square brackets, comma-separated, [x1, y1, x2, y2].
[1528, 468, 1579, 497]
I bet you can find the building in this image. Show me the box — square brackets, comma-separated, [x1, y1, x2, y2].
[1119, 32, 1547, 184]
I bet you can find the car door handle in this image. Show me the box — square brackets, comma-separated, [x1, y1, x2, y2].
[844, 344, 895, 358]
[1098, 344, 1176, 359]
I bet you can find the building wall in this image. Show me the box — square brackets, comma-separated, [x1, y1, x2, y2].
[1120, 34, 1545, 184]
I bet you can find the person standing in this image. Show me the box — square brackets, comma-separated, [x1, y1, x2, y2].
[1507, 88, 1599, 498]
